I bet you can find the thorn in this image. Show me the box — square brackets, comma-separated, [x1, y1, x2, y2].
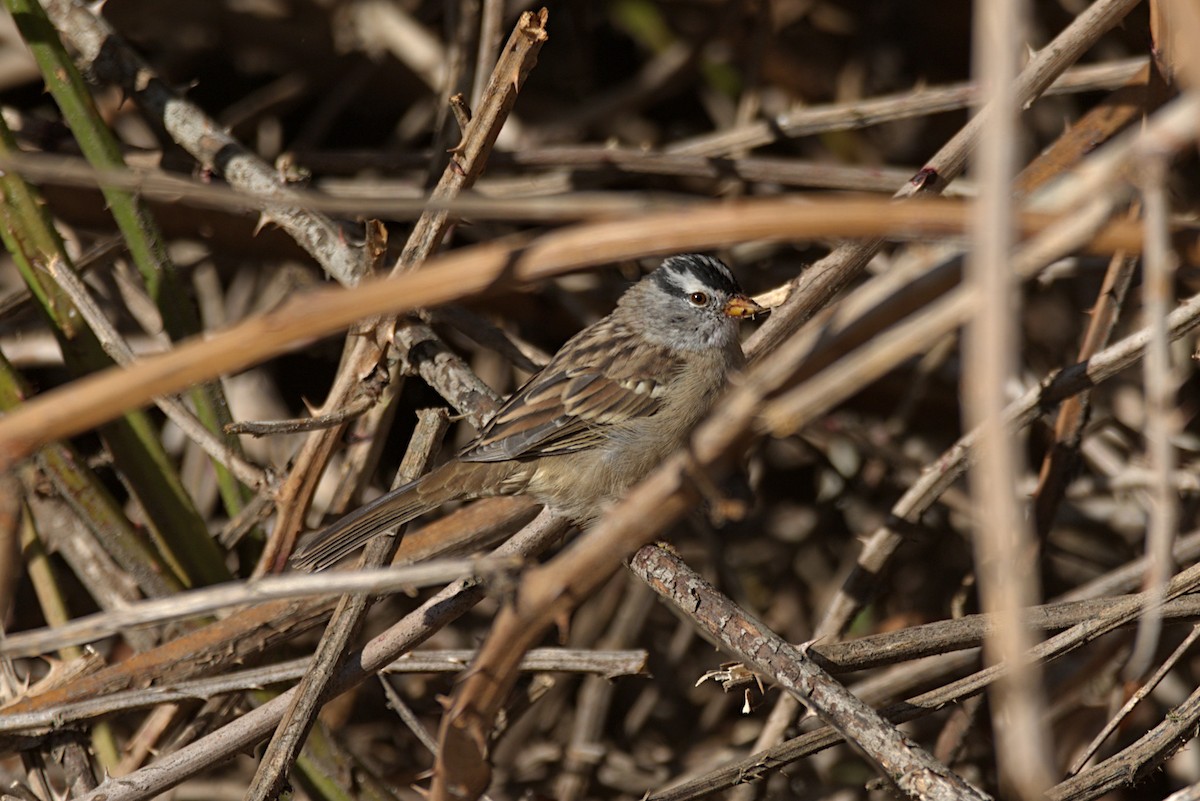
[253, 212, 274, 236]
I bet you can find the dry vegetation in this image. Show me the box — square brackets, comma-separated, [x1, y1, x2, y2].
[0, 0, 1199, 799]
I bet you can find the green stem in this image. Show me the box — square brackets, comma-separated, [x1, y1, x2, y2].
[4, 0, 251, 518]
[0, 113, 228, 587]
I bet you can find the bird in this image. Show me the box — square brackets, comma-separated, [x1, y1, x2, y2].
[292, 254, 765, 570]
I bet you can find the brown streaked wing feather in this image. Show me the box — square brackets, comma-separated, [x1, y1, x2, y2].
[459, 323, 681, 463]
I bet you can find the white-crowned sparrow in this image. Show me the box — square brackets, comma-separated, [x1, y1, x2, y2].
[292, 254, 764, 570]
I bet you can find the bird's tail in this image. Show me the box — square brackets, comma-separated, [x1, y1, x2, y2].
[290, 460, 520, 571]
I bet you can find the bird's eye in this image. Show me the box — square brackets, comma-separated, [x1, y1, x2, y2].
[688, 291, 709, 306]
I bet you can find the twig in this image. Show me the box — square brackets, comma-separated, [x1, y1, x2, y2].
[649, 553, 1200, 800]
[470, 0, 505, 109]
[45, 257, 270, 490]
[964, 0, 1052, 794]
[39, 0, 369, 284]
[0, 648, 649, 736]
[1070, 623, 1200, 774]
[1032, 240, 1139, 536]
[0, 558, 520, 658]
[0, 196, 1163, 473]
[630, 544, 990, 801]
[392, 320, 503, 427]
[245, 409, 448, 800]
[1049, 681, 1200, 801]
[668, 57, 1147, 156]
[1126, 152, 1179, 680]
[69, 510, 569, 801]
[379, 675, 439, 754]
[223, 390, 381, 437]
[344, 0, 445, 91]
[397, 8, 548, 271]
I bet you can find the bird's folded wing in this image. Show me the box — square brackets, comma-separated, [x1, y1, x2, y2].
[459, 336, 678, 462]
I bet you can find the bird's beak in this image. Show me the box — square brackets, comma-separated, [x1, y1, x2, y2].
[723, 294, 767, 320]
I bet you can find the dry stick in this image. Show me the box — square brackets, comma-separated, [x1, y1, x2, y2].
[114, 705, 175, 776]
[249, 12, 548, 787]
[12, 590, 1200, 738]
[1032, 241, 1139, 537]
[656, 552, 1200, 801]
[810, 89, 1200, 646]
[0, 648, 648, 735]
[0, 146, 893, 220]
[224, 391, 382, 436]
[0, 598, 332, 724]
[391, 322, 502, 428]
[1126, 152, 1179, 681]
[257, 9, 546, 576]
[491, 148, 922, 194]
[631, 544, 990, 801]
[345, 1, 445, 92]
[744, 0, 1142, 364]
[964, 0, 1052, 795]
[0, 199, 1154, 475]
[471, 0, 506, 121]
[398, 8, 547, 271]
[667, 58, 1146, 157]
[0, 557, 515, 659]
[379, 674, 439, 754]
[1050, 685, 1200, 801]
[245, 411, 450, 801]
[40, 0, 367, 285]
[44, 257, 270, 491]
[1071, 623, 1200, 775]
[69, 510, 569, 801]
[556, 579, 656, 801]
[650, 531, 1200, 801]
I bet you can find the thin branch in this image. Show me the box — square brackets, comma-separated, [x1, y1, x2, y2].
[0, 196, 1162, 473]
[1070, 623, 1200, 774]
[667, 58, 1146, 156]
[246, 409, 449, 800]
[69, 510, 569, 801]
[631, 544, 989, 800]
[0, 558, 521, 658]
[39, 0, 369, 284]
[965, 0, 1052, 793]
[45, 257, 270, 490]
[1125, 152, 1179, 680]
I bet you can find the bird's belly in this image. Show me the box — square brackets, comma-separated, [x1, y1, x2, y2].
[526, 387, 721, 523]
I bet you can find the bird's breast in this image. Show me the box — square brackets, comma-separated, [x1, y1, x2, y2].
[527, 345, 741, 523]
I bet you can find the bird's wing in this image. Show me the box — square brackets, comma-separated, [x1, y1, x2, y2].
[459, 324, 680, 463]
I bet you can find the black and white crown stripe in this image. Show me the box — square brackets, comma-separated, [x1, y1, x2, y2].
[652, 254, 742, 298]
